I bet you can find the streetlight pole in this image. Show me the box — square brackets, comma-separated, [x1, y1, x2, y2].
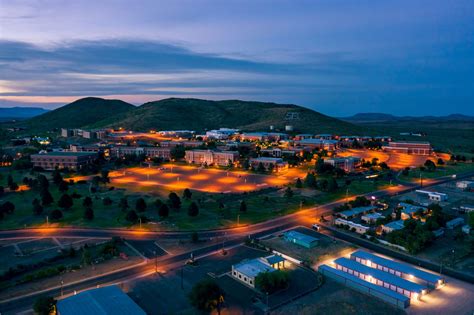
[154, 250, 157, 274]
[181, 267, 184, 289]
[60, 278, 64, 296]
[46, 215, 49, 226]
[237, 214, 240, 226]
[139, 218, 142, 229]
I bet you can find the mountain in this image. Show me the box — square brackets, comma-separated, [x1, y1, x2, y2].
[0, 107, 49, 120]
[88, 98, 362, 134]
[22, 97, 135, 131]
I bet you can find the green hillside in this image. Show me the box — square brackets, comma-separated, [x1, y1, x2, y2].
[89, 98, 362, 134]
[22, 97, 135, 131]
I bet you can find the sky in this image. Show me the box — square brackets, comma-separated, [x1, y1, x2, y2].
[0, 0, 473, 116]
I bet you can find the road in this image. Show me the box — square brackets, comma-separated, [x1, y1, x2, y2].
[0, 171, 472, 314]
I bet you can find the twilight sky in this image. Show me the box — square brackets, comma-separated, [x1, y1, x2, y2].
[0, 0, 473, 116]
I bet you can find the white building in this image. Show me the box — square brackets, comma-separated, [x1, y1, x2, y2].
[381, 220, 405, 234]
[205, 128, 239, 140]
[335, 218, 371, 234]
[415, 190, 448, 202]
[456, 181, 474, 190]
[231, 258, 276, 288]
[361, 212, 385, 224]
[324, 156, 361, 172]
[185, 150, 239, 166]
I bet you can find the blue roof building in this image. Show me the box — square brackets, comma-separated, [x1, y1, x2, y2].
[339, 206, 377, 219]
[57, 285, 146, 315]
[283, 230, 319, 248]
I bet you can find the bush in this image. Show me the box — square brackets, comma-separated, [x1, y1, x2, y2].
[255, 270, 290, 294]
[188, 279, 224, 312]
[50, 209, 63, 220]
[33, 296, 56, 315]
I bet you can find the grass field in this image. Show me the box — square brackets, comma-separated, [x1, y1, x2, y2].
[398, 161, 474, 183]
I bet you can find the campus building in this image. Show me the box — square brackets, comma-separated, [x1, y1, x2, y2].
[56, 285, 146, 315]
[382, 141, 433, 155]
[30, 152, 97, 170]
[249, 157, 288, 172]
[294, 138, 338, 151]
[324, 156, 361, 172]
[205, 128, 239, 140]
[185, 150, 239, 166]
[110, 146, 171, 160]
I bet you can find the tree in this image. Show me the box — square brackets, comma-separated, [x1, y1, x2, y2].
[304, 172, 316, 188]
[170, 145, 186, 160]
[135, 198, 147, 212]
[257, 162, 266, 173]
[327, 177, 338, 192]
[83, 196, 93, 208]
[191, 231, 199, 243]
[50, 209, 63, 220]
[103, 197, 113, 206]
[126, 210, 138, 223]
[52, 169, 63, 185]
[437, 158, 445, 165]
[33, 296, 56, 315]
[155, 199, 163, 209]
[379, 162, 390, 170]
[41, 189, 54, 206]
[295, 178, 303, 188]
[255, 270, 290, 294]
[32, 198, 43, 215]
[7, 174, 18, 191]
[158, 204, 169, 218]
[119, 197, 129, 211]
[424, 159, 436, 172]
[188, 279, 225, 313]
[81, 247, 92, 265]
[183, 188, 192, 200]
[168, 192, 181, 209]
[101, 169, 110, 183]
[469, 212, 474, 228]
[284, 187, 294, 198]
[239, 200, 247, 212]
[1, 201, 15, 214]
[58, 180, 68, 193]
[188, 202, 199, 217]
[84, 207, 94, 220]
[58, 194, 73, 210]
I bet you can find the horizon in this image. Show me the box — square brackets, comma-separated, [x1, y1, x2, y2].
[1, 1, 473, 116]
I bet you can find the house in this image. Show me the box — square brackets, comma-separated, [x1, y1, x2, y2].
[381, 220, 405, 234]
[249, 157, 288, 172]
[283, 230, 319, 248]
[446, 217, 464, 229]
[382, 141, 433, 155]
[397, 202, 427, 220]
[462, 225, 471, 235]
[231, 258, 276, 288]
[185, 150, 239, 166]
[415, 190, 448, 202]
[324, 156, 361, 172]
[30, 152, 97, 170]
[56, 285, 146, 315]
[339, 206, 377, 219]
[456, 181, 474, 190]
[335, 218, 371, 234]
[361, 212, 385, 224]
[459, 205, 474, 213]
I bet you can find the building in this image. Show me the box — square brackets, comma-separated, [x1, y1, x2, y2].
[446, 217, 464, 229]
[249, 157, 288, 172]
[462, 225, 471, 235]
[260, 148, 300, 158]
[31, 152, 97, 170]
[361, 212, 385, 224]
[459, 205, 474, 213]
[333, 257, 427, 299]
[240, 132, 288, 142]
[185, 150, 239, 166]
[157, 130, 195, 138]
[415, 190, 448, 202]
[324, 156, 361, 172]
[110, 146, 171, 160]
[456, 180, 474, 190]
[319, 264, 410, 309]
[56, 285, 146, 315]
[283, 230, 319, 248]
[335, 218, 371, 234]
[61, 128, 74, 137]
[397, 202, 427, 220]
[294, 138, 338, 151]
[382, 141, 433, 155]
[381, 220, 405, 234]
[350, 250, 444, 289]
[339, 206, 377, 219]
[231, 258, 276, 288]
[205, 128, 239, 140]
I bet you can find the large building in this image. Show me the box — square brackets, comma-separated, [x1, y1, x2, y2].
[294, 138, 338, 151]
[324, 156, 361, 172]
[382, 141, 433, 155]
[185, 150, 239, 166]
[110, 146, 171, 160]
[205, 128, 239, 140]
[30, 152, 97, 170]
[249, 157, 288, 172]
[57, 285, 146, 315]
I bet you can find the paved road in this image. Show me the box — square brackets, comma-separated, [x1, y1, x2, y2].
[0, 171, 472, 314]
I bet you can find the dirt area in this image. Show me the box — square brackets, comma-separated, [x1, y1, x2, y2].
[261, 227, 357, 266]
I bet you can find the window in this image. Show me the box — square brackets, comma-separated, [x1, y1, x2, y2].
[233, 271, 236, 276]
[238, 274, 241, 279]
[383, 267, 388, 272]
[390, 285, 396, 291]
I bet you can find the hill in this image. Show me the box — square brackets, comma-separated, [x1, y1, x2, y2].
[342, 113, 474, 123]
[22, 97, 135, 131]
[89, 98, 362, 134]
[0, 107, 49, 120]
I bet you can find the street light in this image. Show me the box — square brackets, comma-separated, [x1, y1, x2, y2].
[153, 250, 157, 274]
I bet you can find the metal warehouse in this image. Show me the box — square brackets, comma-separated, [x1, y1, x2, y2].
[350, 250, 444, 289]
[334, 257, 427, 299]
[319, 264, 410, 309]
[283, 230, 319, 248]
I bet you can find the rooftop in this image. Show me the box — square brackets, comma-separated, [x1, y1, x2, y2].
[339, 206, 376, 217]
[283, 230, 319, 244]
[32, 151, 97, 157]
[56, 285, 146, 315]
[334, 257, 426, 293]
[383, 220, 405, 230]
[233, 258, 276, 278]
[350, 250, 443, 284]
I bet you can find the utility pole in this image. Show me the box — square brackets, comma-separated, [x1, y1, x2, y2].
[60, 278, 64, 296]
[46, 215, 49, 226]
[181, 267, 184, 289]
[237, 214, 240, 226]
[139, 217, 142, 229]
[154, 250, 157, 273]
[419, 172, 423, 188]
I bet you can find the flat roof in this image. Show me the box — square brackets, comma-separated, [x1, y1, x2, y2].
[319, 264, 410, 303]
[250, 157, 285, 162]
[31, 151, 97, 157]
[264, 255, 286, 265]
[233, 258, 276, 278]
[350, 250, 443, 284]
[57, 285, 146, 315]
[384, 220, 405, 230]
[340, 206, 376, 217]
[334, 257, 426, 293]
[283, 230, 319, 244]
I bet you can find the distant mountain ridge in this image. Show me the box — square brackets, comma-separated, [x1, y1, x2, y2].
[15, 97, 363, 134]
[342, 113, 474, 123]
[0, 107, 49, 119]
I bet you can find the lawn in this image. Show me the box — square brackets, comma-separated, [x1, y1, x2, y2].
[398, 161, 474, 183]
